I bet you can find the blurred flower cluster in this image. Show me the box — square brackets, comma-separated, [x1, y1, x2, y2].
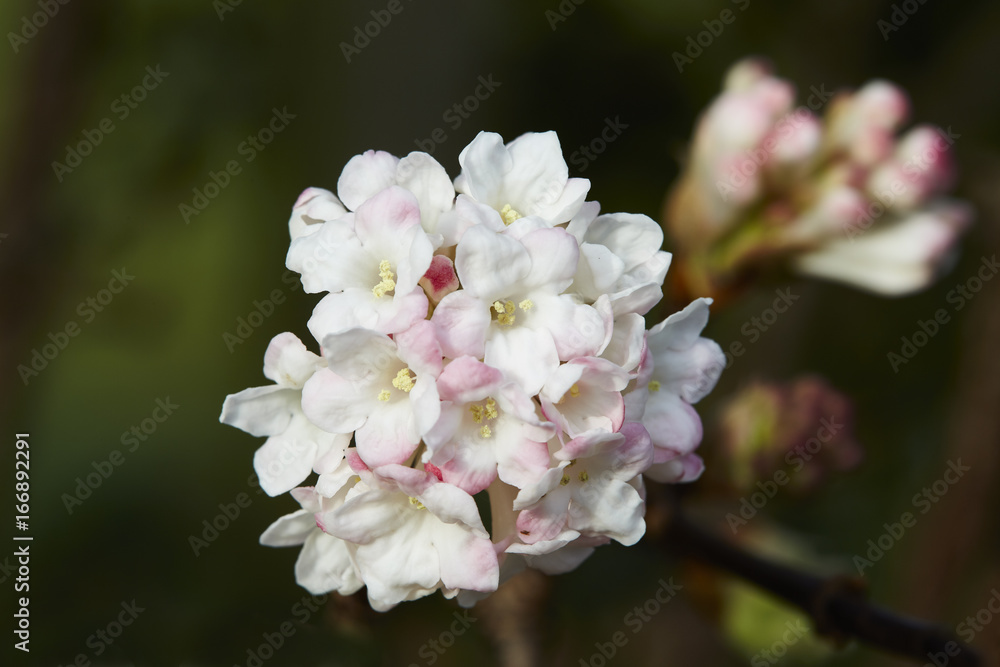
[718, 376, 862, 494]
[220, 131, 725, 610]
[665, 58, 970, 299]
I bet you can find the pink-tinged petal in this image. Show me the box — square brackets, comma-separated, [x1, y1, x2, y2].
[516, 487, 571, 544]
[394, 320, 443, 378]
[355, 400, 419, 467]
[643, 392, 704, 457]
[353, 185, 423, 248]
[646, 453, 705, 483]
[220, 386, 298, 437]
[520, 227, 579, 291]
[436, 526, 499, 592]
[436, 356, 504, 403]
[515, 534, 603, 575]
[419, 254, 461, 305]
[337, 150, 400, 211]
[485, 326, 560, 396]
[494, 432, 550, 490]
[307, 287, 427, 340]
[557, 429, 624, 462]
[439, 444, 499, 495]
[263, 332, 321, 389]
[432, 291, 491, 359]
[295, 530, 363, 595]
[260, 509, 314, 547]
[456, 131, 512, 208]
[368, 463, 437, 497]
[454, 224, 531, 300]
[301, 368, 375, 435]
[435, 195, 504, 247]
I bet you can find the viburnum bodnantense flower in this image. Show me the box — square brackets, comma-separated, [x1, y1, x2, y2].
[664, 58, 971, 298]
[221, 130, 725, 611]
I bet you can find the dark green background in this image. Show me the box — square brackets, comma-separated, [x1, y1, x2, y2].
[2, 1, 999, 665]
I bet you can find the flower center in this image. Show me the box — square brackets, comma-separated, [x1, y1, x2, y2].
[372, 259, 396, 298]
[408, 496, 426, 510]
[499, 204, 522, 226]
[648, 380, 661, 392]
[492, 299, 534, 328]
[469, 397, 499, 438]
[378, 367, 416, 401]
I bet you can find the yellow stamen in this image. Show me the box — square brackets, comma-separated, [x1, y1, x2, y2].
[480, 425, 492, 438]
[578, 471, 589, 483]
[560, 474, 570, 486]
[569, 384, 581, 398]
[469, 397, 499, 438]
[392, 368, 416, 392]
[377, 389, 391, 402]
[648, 380, 661, 392]
[372, 259, 396, 298]
[518, 299, 534, 311]
[500, 204, 522, 226]
[470, 405, 484, 423]
[484, 397, 498, 420]
[493, 299, 517, 326]
[408, 497, 426, 510]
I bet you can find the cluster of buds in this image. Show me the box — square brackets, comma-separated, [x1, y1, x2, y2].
[221, 131, 725, 610]
[665, 58, 970, 298]
[718, 377, 862, 494]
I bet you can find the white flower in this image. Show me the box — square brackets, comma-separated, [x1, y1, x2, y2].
[286, 186, 433, 340]
[220, 332, 351, 496]
[302, 322, 442, 468]
[455, 131, 591, 227]
[431, 224, 609, 394]
[319, 452, 499, 611]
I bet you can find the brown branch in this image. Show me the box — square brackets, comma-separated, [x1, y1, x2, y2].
[656, 510, 982, 666]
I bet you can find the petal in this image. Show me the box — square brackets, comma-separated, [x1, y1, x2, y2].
[454, 224, 531, 301]
[431, 291, 491, 360]
[263, 332, 321, 389]
[220, 386, 299, 437]
[260, 509, 314, 547]
[295, 530, 364, 595]
[337, 149, 400, 211]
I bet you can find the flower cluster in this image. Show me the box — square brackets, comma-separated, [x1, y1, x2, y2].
[221, 131, 725, 611]
[665, 59, 970, 298]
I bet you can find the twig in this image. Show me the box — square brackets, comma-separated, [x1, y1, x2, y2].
[657, 510, 982, 666]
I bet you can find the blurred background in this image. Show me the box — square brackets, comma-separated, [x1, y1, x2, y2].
[2, 0, 999, 665]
